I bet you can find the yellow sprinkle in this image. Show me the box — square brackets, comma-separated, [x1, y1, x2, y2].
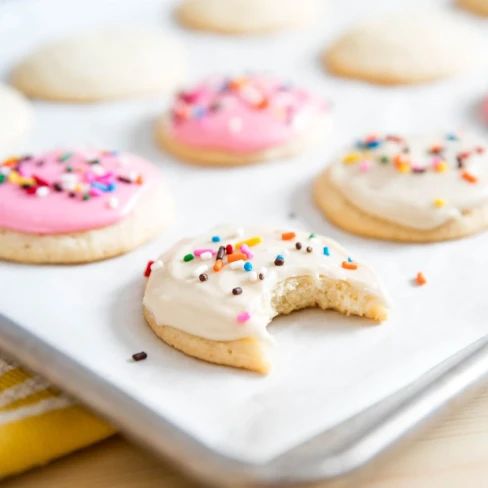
[19, 177, 35, 186]
[7, 171, 20, 183]
[342, 152, 362, 164]
[434, 161, 448, 173]
[235, 236, 263, 249]
[434, 198, 446, 208]
[397, 162, 410, 173]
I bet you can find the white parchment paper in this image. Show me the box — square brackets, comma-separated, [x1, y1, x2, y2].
[1, 0, 488, 464]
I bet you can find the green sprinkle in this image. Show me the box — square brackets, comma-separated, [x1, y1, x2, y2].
[66, 166, 73, 173]
[0, 174, 5, 184]
[183, 253, 194, 262]
[59, 152, 72, 162]
[82, 194, 90, 201]
[380, 155, 389, 164]
[309, 233, 316, 239]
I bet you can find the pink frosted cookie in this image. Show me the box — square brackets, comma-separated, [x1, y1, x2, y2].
[0, 150, 173, 263]
[155, 74, 329, 165]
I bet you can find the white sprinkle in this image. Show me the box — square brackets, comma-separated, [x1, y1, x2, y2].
[200, 251, 212, 260]
[36, 186, 50, 197]
[1, 167, 11, 175]
[62, 181, 76, 192]
[229, 117, 243, 133]
[129, 171, 138, 182]
[193, 264, 208, 277]
[107, 196, 119, 209]
[61, 173, 78, 183]
[150, 260, 164, 271]
[230, 260, 245, 270]
[259, 266, 268, 276]
[249, 271, 258, 282]
[235, 227, 244, 237]
[91, 164, 105, 176]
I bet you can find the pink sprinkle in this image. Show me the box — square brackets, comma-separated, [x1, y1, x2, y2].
[237, 312, 251, 324]
[84, 171, 95, 182]
[194, 248, 216, 257]
[359, 161, 372, 172]
[240, 244, 254, 259]
[18, 167, 30, 177]
[431, 156, 443, 168]
[90, 188, 103, 197]
[97, 172, 115, 184]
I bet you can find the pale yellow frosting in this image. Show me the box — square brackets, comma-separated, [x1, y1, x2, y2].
[143, 225, 390, 342]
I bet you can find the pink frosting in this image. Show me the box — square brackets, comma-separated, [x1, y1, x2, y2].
[168, 74, 327, 153]
[0, 150, 162, 234]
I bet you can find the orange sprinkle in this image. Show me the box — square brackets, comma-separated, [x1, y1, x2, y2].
[341, 261, 358, 270]
[213, 259, 223, 272]
[136, 175, 144, 185]
[416, 272, 427, 286]
[256, 98, 269, 109]
[281, 232, 296, 241]
[2, 157, 19, 167]
[462, 171, 478, 184]
[229, 78, 248, 90]
[227, 253, 247, 263]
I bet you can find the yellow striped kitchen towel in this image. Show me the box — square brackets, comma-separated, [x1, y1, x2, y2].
[0, 353, 115, 479]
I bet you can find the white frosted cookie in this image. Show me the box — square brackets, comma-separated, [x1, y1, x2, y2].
[0, 84, 32, 152]
[11, 28, 187, 102]
[143, 225, 390, 374]
[156, 74, 329, 166]
[177, 0, 323, 34]
[0, 149, 173, 263]
[314, 132, 488, 242]
[324, 11, 483, 84]
[458, 0, 488, 16]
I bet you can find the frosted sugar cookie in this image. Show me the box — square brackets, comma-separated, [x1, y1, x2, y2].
[314, 132, 488, 242]
[0, 84, 32, 152]
[324, 11, 483, 85]
[155, 74, 329, 165]
[458, 0, 488, 16]
[176, 0, 323, 34]
[0, 150, 173, 263]
[143, 225, 390, 373]
[11, 28, 187, 102]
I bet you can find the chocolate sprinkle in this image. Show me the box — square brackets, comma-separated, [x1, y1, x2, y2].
[258, 273, 265, 280]
[118, 176, 132, 183]
[199, 273, 208, 282]
[53, 183, 63, 192]
[232, 287, 242, 295]
[306, 246, 313, 253]
[217, 246, 225, 260]
[132, 352, 147, 361]
[295, 242, 302, 250]
[274, 257, 284, 266]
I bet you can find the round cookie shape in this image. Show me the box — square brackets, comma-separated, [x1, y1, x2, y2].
[156, 74, 329, 165]
[11, 28, 187, 102]
[0, 150, 173, 263]
[314, 132, 488, 242]
[176, 0, 323, 34]
[143, 225, 390, 373]
[324, 11, 483, 85]
[0, 84, 33, 152]
[458, 0, 488, 16]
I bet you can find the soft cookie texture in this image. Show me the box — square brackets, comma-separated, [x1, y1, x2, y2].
[0, 84, 32, 153]
[324, 11, 483, 85]
[11, 28, 187, 102]
[156, 74, 329, 166]
[314, 132, 488, 242]
[0, 150, 173, 263]
[458, 0, 488, 16]
[143, 225, 390, 373]
[177, 0, 323, 34]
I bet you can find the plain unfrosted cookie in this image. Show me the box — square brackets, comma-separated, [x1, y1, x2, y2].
[156, 74, 329, 166]
[143, 225, 390, 374]
[324, 11, 484, 84]
[458, 0, 488, 16]
[177, 0, 323, 34]
[314, 132, 488, 242]
[0, 150, 173, 263]
[11, 28, 187, 102]
[0, 84, 32, 153]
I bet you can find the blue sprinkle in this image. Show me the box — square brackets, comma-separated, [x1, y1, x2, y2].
[446, 133, 457, 141]
[110, 150, 119, 156]
[212, 236, 221, 243]
[107, 183, 116, 192]
[91, 181, 108, 191]
[366, 140, 381, 149]
[276, 254, 284, 260]
[193, 106, 206, 119]
[244, 262, 253, 272]
[347, 257, 353, 262]
[323, 247, 330, 256]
